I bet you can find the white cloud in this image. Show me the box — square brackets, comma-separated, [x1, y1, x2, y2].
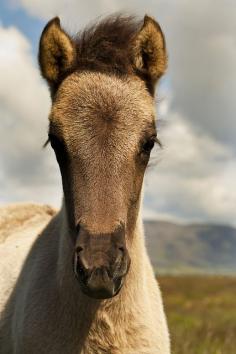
[0, 25, 61, 206]
[11, 0, 119, 30]
[1, 1, 236, 226]
[145, 114, 236, 226]
[14, 0, 236, 147]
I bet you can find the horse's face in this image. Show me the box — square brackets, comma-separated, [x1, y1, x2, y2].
[49, 72, 156, 298]
[39, 15, 167, 299]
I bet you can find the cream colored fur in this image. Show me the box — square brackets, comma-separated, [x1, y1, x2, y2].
[0, 202, 170, 353]
[0, 14, 170, 354]
[0, 204, 56, 310]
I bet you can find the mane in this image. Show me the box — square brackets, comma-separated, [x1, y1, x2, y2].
[73, 14, 142, 76]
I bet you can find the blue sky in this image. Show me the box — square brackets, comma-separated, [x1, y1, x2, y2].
[0, 0, 43, 54]
[0, 0, 235, 226]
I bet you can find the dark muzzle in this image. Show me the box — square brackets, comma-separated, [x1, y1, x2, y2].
[73, 225, 130, 299]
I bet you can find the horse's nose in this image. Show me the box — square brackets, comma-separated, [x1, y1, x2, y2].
[75, 262, 116, 298]
[73, 225, 130, 299]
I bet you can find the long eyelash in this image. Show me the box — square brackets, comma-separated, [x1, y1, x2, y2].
[154, 136, 162, 148]
[146, 135, 163, 169]
[42, 138, 50, 149]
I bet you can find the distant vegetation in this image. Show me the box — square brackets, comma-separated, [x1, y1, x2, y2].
[159, 276, 236, 354]
[145, 221, 236, 274]
[146, 222, 236, 352]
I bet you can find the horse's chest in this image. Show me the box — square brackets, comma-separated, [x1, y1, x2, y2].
[79, 314, 155, 354]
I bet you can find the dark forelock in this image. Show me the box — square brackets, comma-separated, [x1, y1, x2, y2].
[73, 14, 142, 76]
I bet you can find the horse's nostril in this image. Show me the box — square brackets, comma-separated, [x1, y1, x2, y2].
[74, 252, 87, 282]
[118, 246, 125, 253]
[78, 266, 86, 278]
[76, 262, 88, 282]
[76, 246, 83, 253]
[75, 223, 81, 234]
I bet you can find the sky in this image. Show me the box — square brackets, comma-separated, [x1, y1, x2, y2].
[0, 0, 235, 226]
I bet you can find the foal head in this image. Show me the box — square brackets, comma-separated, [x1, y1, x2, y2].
[39, 15, 167, 299]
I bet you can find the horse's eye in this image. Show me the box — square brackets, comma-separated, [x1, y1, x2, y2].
[48, 133, 64, 151]
[142, 138, 155, 154]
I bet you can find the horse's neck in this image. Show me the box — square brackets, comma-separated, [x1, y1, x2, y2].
[56, 202, 148, 322]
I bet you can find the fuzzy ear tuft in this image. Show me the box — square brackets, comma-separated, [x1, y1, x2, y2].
[39, 17, 76, 90]
[132, 15, 167, 89]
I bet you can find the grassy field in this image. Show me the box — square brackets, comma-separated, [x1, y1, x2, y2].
[158, 275, 236, 354]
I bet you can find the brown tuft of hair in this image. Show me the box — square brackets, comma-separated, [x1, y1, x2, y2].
[39, 14, 167, 96]
[73, 14, 142, 76]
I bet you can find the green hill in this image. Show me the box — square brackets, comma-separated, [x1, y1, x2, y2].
[144, 221, 236, 274]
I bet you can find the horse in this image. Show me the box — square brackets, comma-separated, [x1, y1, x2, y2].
[0, 14, 170, 353]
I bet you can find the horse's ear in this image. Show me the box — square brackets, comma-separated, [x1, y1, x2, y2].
[132, 15, 167, 91]
[39, 17, 76, 91]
